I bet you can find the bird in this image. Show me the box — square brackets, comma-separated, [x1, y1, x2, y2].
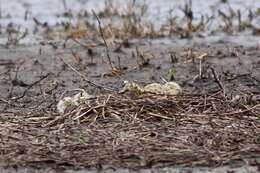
[57, 90, 93, 114]
[120, 81, 182, 95]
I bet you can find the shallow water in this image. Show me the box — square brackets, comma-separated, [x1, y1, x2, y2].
[1, 0, 259, 25]
[0, 0, 259, 45]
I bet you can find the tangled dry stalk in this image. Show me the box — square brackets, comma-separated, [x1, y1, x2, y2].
[0, 92, 259, 169]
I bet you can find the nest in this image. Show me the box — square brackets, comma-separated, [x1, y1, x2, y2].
[0, 92, 259, 169]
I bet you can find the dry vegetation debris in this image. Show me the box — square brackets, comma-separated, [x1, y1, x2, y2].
[0, 0, 260, 170]
[0, 92, 259, 169]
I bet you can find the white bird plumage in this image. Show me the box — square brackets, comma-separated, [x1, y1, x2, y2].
[120, 81, 182, 95]
[57, 91, 93, 114]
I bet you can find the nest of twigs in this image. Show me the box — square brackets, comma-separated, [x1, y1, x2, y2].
[0, 92, 259, 169]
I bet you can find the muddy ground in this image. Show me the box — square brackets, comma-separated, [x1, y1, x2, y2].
[0, 37, 259, 173]
[0, 1, 260, 172]
[0, 38, 260, 112]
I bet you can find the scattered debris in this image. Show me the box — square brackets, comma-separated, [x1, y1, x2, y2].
[1, 93, 259, 169]
[0, 1, 259, 171]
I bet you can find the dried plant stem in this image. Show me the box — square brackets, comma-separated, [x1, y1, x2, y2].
[1, 93, 259, 168]
[210, 67, 225, 95]
[59, 57, 114, 91]
[92, 10, 114, 70]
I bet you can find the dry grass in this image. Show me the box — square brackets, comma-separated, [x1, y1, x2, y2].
[5, 0, 260, 47]
[0, 92, 259, 169]
[50, 0, 260, 48]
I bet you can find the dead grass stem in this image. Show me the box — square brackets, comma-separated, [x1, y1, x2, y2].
[0, 92, 259, 169]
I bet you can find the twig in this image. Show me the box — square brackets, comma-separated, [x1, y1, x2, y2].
[7, 60, 25, 98]
[117, 56, 122, 70]
[170, 52, 178, 64]
[210, 67, 225, 95]
[59, 57, 114, 92]
[197, 53, 207, 79]
[223, 103, 260, 116]
[0, 60, 14, 66]
[13, 73, 50, 100]
[135, 46, 149, 67]
[92, 10, 114, 70]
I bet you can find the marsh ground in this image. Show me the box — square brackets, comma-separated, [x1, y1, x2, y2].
[0, 0, 259, 173]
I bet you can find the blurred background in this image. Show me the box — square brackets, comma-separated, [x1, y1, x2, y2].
[0, 0, 259, 45]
